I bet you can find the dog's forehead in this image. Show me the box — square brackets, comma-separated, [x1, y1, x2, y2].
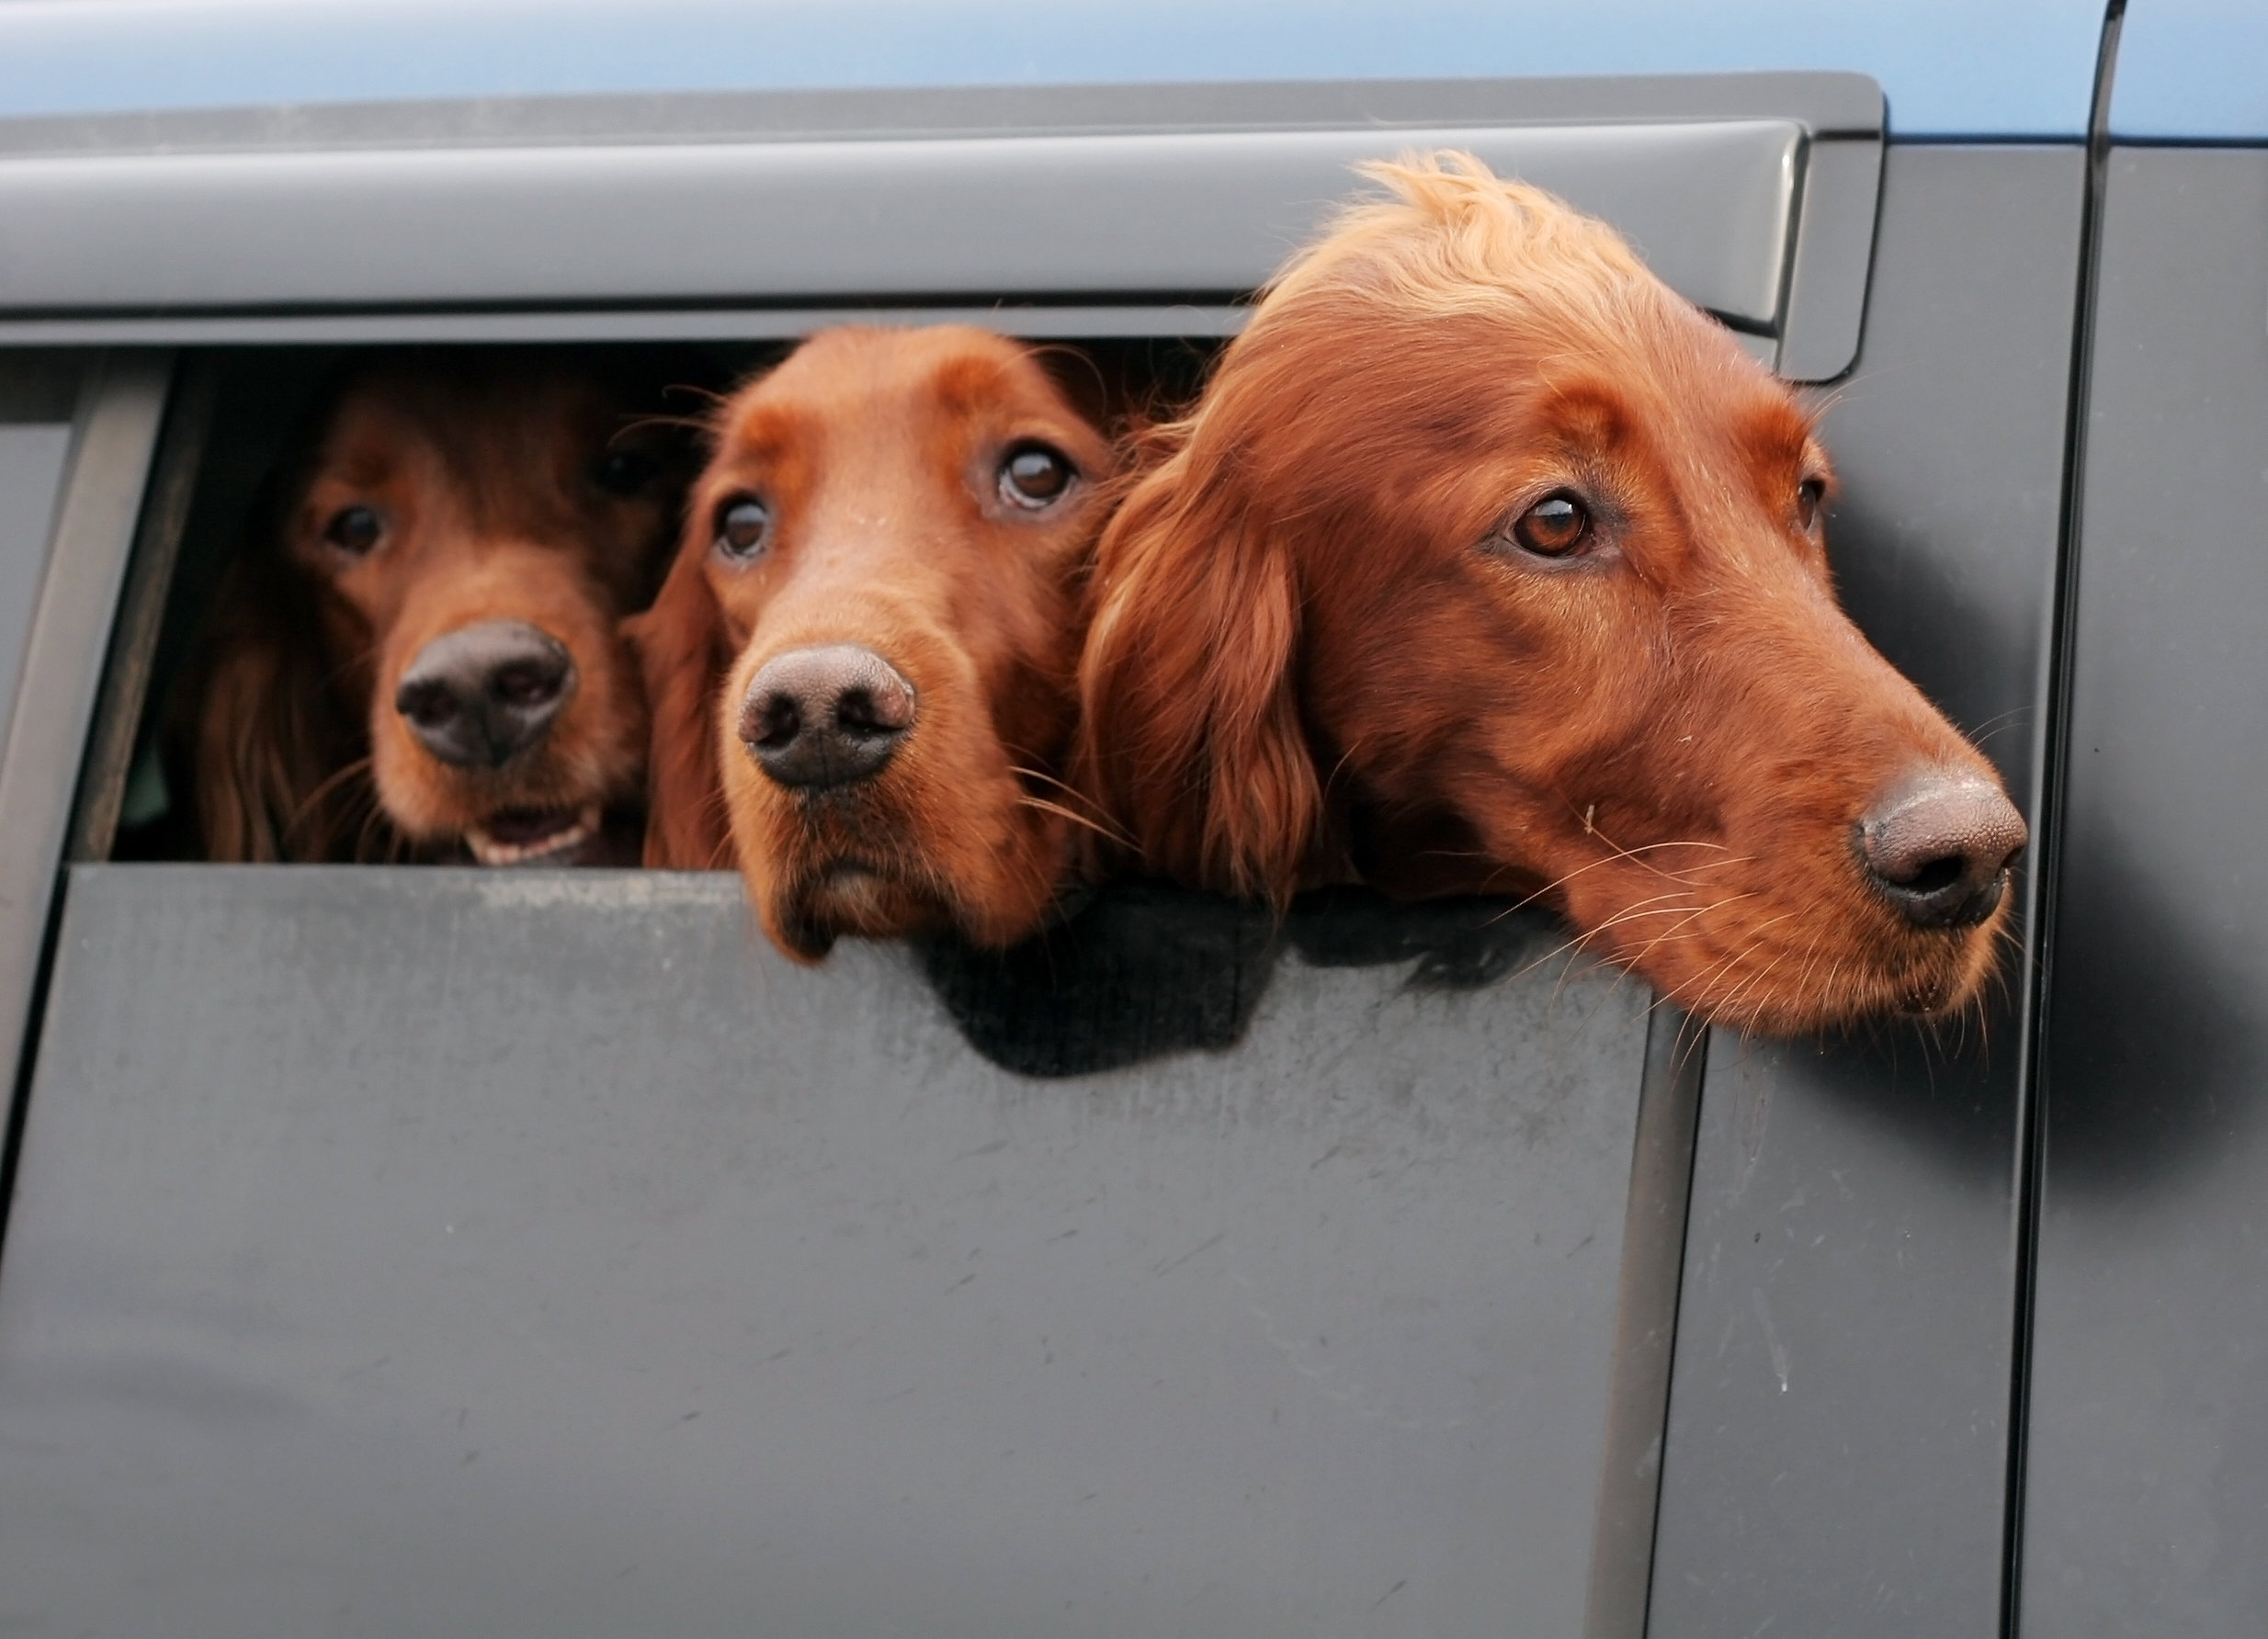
[1479, 299, 1818, 472]
[723, 326, 1078, 448]
[317, 368, 600, 482]
[317, 389, 424, 469]
[298, 372, 647, 569]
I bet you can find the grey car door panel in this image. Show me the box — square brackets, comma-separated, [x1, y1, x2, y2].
[0, 351, 168, 1129]
[2022, 145, 2268, 1638]
[0, 865, 1691, 1639]
[0, 356, 85, 776]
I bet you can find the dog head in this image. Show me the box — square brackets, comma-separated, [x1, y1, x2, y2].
[631, 325, 1115, 958]
[196, 352, 681, 864]
[1077, 154, 2025, 1034]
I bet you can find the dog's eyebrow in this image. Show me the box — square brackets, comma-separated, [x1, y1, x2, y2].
[712, 405, 806, 466]
[1738, 401, 1821, 473]
[931, 349, 1036, 416]
[311, 436, 407, 492]
[1522, 378, 1646, 464]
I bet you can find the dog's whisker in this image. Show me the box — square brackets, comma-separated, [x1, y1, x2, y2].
[1016, 794, 1129, 845]
[1008, 764, 1137, 850]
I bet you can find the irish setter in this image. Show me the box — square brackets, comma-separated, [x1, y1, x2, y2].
[192, 352, 681, 865]
[1075, 153, 2027, 1034]
[630, 325, 1116, 960]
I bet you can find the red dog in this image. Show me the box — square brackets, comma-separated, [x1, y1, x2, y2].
[193, 353, 679, 865]
[631, 325, 1116, 960]
[1075, 154, 2026, 1034]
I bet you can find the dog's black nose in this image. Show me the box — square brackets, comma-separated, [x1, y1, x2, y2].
[739, 645, 916, 790]
[1855, 771, 2028, 929]
[394, 620, 576, 769]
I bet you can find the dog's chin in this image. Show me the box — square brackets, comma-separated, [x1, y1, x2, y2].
[1882, 928, 2007, 1024]
[770, 859, 951, 963]
[1664, 914, 2005, 1036]
[461, 801, 608, 867]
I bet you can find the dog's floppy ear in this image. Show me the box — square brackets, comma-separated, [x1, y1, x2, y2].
[625, 542, 731, 870]
[191, 556, 358, 863]
[1074, 441, 1320, 908]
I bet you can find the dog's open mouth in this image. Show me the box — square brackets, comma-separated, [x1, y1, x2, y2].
[464, 803, 603, 866]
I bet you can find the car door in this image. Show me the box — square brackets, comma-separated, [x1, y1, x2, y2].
[0, 7, 2113, 1634]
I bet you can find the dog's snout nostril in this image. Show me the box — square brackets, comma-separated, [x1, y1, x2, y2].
[746, 694, 803, 751]
[393, 620, 577, 769]
[739, 645, 916, 790]
[1856, 771, 2029, 931]
[1897, 853, 1967, 897]
[491, 661, 565, 709]
[834, 687, 903, 741]
[397, 678, 459, 731]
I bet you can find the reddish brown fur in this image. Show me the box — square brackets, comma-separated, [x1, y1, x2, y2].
[629, 325, 1115, 959]
[1075, 154, 2022, 1034]
[192, 353, 678, 862]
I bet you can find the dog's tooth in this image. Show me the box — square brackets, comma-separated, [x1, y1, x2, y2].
[462, 803, 600, 867]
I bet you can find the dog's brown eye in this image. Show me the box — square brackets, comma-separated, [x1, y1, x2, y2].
[593, 449, 657, 497]
[713, 495, 772, 561]
[323, 505, 383, 556]
[999, 443, 1073, 510]
[1510, 492, 1592, 558]
[1797, 477, 1827, 532]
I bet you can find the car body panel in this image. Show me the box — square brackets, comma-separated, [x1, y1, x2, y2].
[0, 865, 1670, 1638]
[2024, 144, 2268, 1636]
